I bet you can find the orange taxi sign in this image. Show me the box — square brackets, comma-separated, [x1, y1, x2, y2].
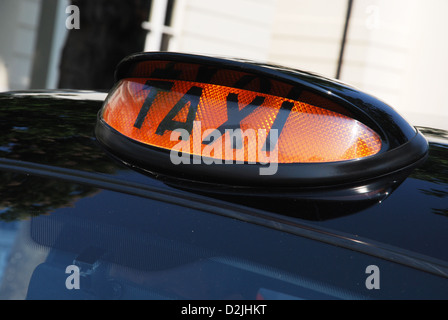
[95, 52, 429, 190]
[101, 77, 381, 167]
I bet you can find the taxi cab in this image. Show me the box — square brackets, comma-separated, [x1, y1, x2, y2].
[0, 52, 447, 301]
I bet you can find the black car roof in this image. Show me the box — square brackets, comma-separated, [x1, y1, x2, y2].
[1, 91, 448, 280]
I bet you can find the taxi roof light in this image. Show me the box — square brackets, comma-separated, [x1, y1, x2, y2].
[102, 78, 382, 164]
[95, 52, 428, 190]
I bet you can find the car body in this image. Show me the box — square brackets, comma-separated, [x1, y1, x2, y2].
[0, 53, 447, 301]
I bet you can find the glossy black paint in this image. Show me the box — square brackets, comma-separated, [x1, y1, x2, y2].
[97, 52, 428, 190]
[1, 92, 448, 292]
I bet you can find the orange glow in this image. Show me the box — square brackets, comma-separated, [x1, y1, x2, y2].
[102, 78, 381, 163]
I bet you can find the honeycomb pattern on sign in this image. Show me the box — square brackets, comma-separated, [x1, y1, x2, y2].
[102, 78, 382, 163]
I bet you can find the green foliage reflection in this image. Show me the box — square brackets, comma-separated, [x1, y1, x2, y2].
[0, 93, 118, 221]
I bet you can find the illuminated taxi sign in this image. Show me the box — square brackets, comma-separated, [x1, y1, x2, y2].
[95, 52, 428, 189]
[102, 78, 381, 168]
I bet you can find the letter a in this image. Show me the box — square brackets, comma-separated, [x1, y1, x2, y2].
[66, 5, 80, 30]
[365, 265, 380, 290]
[65, 265, 80, 290]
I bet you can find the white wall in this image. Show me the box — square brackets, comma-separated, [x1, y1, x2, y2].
[341, 0, 416, 100]
[268, 0, 347, 78]
[170, 0, 347, 74]
[0, 0, 42, 91]
[170, 0, 276, 62]
[315, 0, 448, 130]
[397, 0, 448, 129]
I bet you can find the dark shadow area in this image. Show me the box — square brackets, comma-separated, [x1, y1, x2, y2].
[58, 0, 151, 90]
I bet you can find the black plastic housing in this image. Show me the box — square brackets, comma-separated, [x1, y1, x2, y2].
[95, 52, 428, 194]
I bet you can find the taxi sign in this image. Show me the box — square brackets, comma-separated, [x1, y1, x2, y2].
[102, 77, 381, 165]
[95, 52, 428, 190]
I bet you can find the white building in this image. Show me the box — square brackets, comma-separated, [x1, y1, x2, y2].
[0, 0, 447, 129]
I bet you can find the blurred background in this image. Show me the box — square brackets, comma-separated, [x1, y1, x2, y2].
[0, 0, 447, 129]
